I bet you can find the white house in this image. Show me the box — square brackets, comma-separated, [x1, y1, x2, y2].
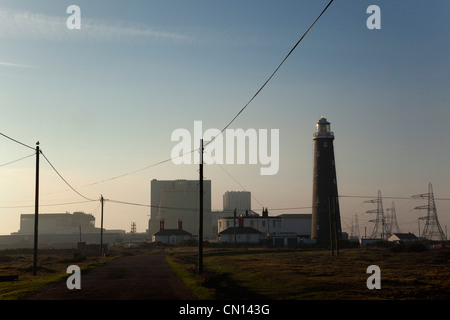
[153, 229, 192, 245]
[388, 233, 418, 243]
[218, 227, 264, 244]
[218, 215, 281, 234]
[217, 213, 312, 238]
[152, 220, 192, 245]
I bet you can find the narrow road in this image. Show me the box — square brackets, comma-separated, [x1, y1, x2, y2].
[23, 254, 197, 300]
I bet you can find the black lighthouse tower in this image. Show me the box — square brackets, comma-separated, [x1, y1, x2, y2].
[311, 117, 342, 241]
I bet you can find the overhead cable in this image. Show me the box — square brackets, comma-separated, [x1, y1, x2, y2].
[65, 0, 336, 188]
[0, 153, 35, 168]
[205, 0, 335, 147]
[0, 132, 35, 150]
[40, 151, 96, 202]
[0, 200, 96, 209]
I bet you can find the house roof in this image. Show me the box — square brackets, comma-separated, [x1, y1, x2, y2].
[219, 227, 263, 235]
[219, 215, 279, 220]
[276, 214, 312, 219]
[153, 229, 192, 236]
[391, 233, 418, 240]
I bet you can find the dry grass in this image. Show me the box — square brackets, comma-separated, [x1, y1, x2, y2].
[1, 245, 448, 300]
[188, 246, 450, 300]
[0, 247, 130, 299]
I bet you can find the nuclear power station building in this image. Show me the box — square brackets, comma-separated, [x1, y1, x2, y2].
[148, 179, 213, 238]
[311, 117, 342, 240]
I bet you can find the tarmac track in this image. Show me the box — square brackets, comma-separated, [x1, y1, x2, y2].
[23, 254, 197, 300]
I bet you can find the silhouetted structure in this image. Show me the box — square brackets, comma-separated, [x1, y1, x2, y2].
[385, 201, 401, 237]
[311, 117, 342, 240]
[148, 179, 213, 238]
[223, 191, 251, 213]
[364, 190, 388, 239]
[413, 183, 446, 241]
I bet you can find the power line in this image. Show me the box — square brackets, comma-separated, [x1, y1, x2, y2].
[269, 207, 312, 211]
[0, 132, 35, 150]
[49, 0, 335, 190]
[77, 157, 178, 189]
[40, 151, 96, 202]
[0, 153, 35, 168]
[206, 0, 335, 146]
[340, 195, 450, 201]
[216, 163, 265, 208]
[340, 195, 411, 200]
[105, 197, 311, 213]
[0, 200, 96, 209]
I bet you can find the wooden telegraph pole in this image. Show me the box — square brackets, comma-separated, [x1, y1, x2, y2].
[100, 195, 104, 257]
[198, 139, 204, 275]
[33, 142, 40, 276]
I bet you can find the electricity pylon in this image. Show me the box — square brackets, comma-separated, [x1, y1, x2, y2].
[350, 214, 360, 239]
[385, 201, 401, 237]
[412, 183, 446, 241]
[364, 190, 388, 240]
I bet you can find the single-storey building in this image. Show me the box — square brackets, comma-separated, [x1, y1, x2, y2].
[153, 229, 192, 245]
[388, 233, 418, 243]
[152, 220, 192, 245]
[270, 233, 317, 247]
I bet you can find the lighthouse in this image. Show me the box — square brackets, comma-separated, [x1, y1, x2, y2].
[311, 117, 342, 240]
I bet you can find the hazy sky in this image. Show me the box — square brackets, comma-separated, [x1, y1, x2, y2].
[1, 0, 449, 237]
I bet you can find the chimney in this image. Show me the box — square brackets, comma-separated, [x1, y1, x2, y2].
[177, 220, 183, 230]
[238, 216, 244, 228]
[159, 220, 165, 231]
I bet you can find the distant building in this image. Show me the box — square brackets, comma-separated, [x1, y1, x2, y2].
[218, 214, 315, 246]
[217, 211, 312, 247]
[16, 211, 96, 235]
[152, 220, 192, 245]
[218, 216, 265, 244]
[278, 214, 311, 238]
[148, 179, 213, 238]
[270, 233, 316, 247]
[0, 212, 124, 249]
[218, 227, 264, 244]
[218, 212, 311, 237]
[388, 233, 419, 243]
[218, 212, 282, 235]
[359, 238, 380, 247]
[223, 191, 251, 212]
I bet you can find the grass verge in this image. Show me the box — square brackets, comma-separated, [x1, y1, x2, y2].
[169, 246, 450, 300]
[165, 255, 214, 300]
[0, 257, 115, 300]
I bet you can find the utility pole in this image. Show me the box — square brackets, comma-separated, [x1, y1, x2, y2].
[33, 142, 40, 276]
[233, 208, 236, 250]
[198, 139, 204, 275]
[100, 195, 104, 257]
